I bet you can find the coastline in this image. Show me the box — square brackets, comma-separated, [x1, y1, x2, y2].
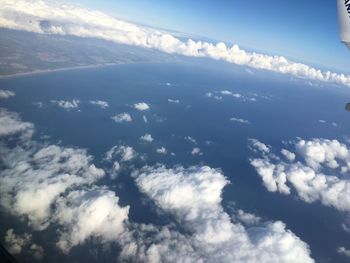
[0, 63, 121, 79]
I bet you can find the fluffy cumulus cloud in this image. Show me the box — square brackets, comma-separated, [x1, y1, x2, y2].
[90, 100, 109, 109]
[140, 133, 153, 143]
[0, 0, 349, 87]
[0, 89, 15, 99]
[129, 165, 314, 263]
[250, 138, 350, 212]
[191, 147, 202, 156]
[111, 113, 132, 123]
[156, 147, 167, 155]
[54, 188, 129, 253]
[134, 102, 150, 111]
[4, 229, 44, 260]
[51, 99, 80, 110]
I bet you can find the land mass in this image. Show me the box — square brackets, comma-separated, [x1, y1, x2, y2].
[0, 28, 175, 76]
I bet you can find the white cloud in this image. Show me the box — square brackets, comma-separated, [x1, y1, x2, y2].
[140, 133, 153, 143]
[0, 89, 15, 99]
[51, 99, 80, 110]
[248, 138, 270, 153]
[184, 136, 197, 144]
[4, 229, 44, 260]
[191, 147, 202, 156]
[131, 165, 314, 263]
[156, 147, 167, 155]
[235, 209, 261, 226]
[250, 138, 350, 212]
[90, 100, 109, 109]
[33, 102, 44, 108]
[55, 188, 129, 253]
[1, 0, 350, 87]
[105, 145, 137, 162]
[134, 102, 150, 111]
[142, 115, 148, 123]
[338, 247, 350, 257]
[206, 92, 223, 100]
[221, 90, 242, 98]
[111, 113, 132, 123]
[168, 99, 180, 103]
[281, 149, 296, 161]
[230, 117, 251, 124]
[0, 109, 34, 137]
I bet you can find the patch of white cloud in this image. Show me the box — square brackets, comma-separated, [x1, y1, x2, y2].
[230, 117, 251, 124]
[250, 138, 350, 212]
[51, 99, 80, 110]
[221, 90, 242, 98]
[184, 136, 197, 144]
[55, 188, 129, 253]
[134, 102, 150, 111]
[131, 165, 314, 263]
[248, 138, 270, 153]
[0, 89, 15, 99]
[111, 113, 132, 123]
[281, 149, 296, 161]
[105, 145, 137, 162]
[0, 109, 34, 137]
[0, 0, 349, 87]
[140, 133, 153, 143]
[338, 247, 350, 257]
[33, 101, 44, 108]
[4, 229, 44, 260]
[142, 115, 148, 123]
[191, 147, 202, 156]
[90, 100, 109, 109]
[156, 147, 167, 155]
[168, 99, 180, 103]
[206, 92, 222, 100]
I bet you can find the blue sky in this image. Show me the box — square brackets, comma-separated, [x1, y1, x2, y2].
[79, 0, 349, 73]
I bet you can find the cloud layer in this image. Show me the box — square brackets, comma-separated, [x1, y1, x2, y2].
[1, 0, 350, 86]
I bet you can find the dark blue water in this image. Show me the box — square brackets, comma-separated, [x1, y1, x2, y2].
[1, 60, 350, 262]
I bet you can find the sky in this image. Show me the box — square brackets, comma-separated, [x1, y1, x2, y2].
[79, 0, 350, 73]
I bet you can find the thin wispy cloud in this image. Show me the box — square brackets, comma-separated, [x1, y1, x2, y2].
[1, 0, 349, 87]
[51, 99, 80, 110]
[230, 117, 251, 124]
[90, 100, 109, 109]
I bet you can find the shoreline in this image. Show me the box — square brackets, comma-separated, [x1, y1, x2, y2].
[0, 63, 122, 79]
[0, 60, 175, 80]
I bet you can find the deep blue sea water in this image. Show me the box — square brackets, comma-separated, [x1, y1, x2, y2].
[1, 60, 350, 262]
